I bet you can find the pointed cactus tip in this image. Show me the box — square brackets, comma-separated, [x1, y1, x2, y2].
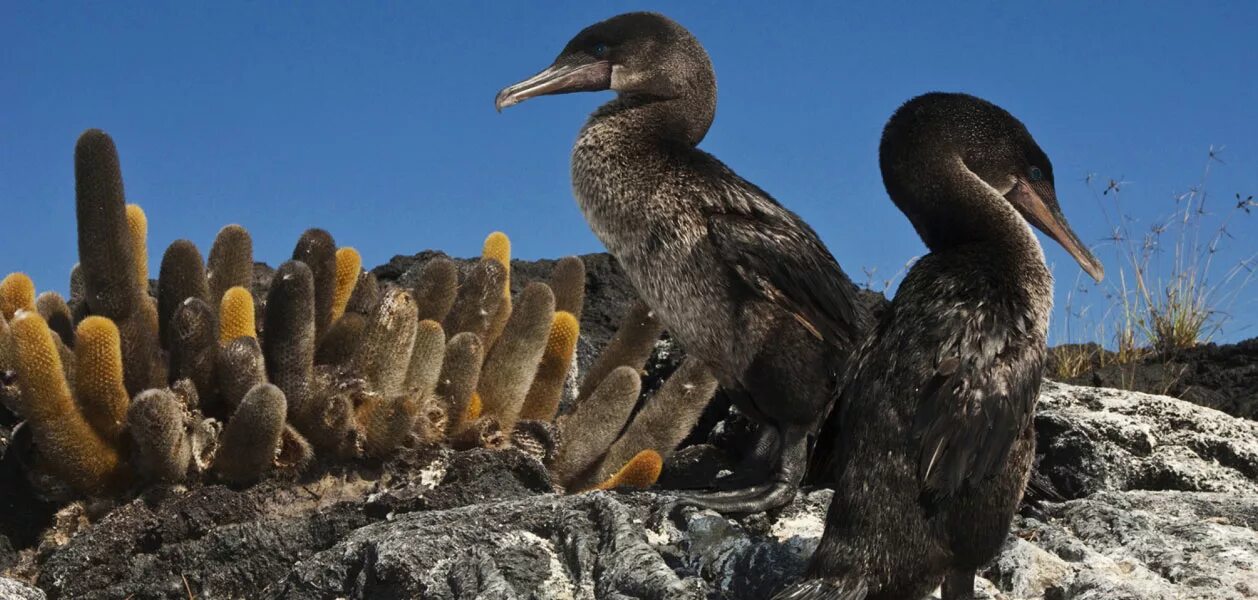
[482, 232, 511, 267]
[591, 449, 663, 491]
[331, 247, 362, 323]
[75, 316, 129, 447]
[0, 272, 37, 320]
[126, 204, 149, 290]
[13, 312, 123, 493]
[219, 286, 257, 343]
[519, 310, 579, 422]
[215, 383, 287, 485]
[208, 224, 253, 307]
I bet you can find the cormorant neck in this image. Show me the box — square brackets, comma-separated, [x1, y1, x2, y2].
[592, 87, 715, 147]
[892, 155, 1044, 263]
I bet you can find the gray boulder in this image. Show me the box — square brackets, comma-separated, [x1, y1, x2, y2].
[1001, 490, 1258, 599]
[17, 378, 1258, 598]
[1035, 380, 1258, 498]
[0, 577, 44, 600]
[265, 381, 1258, 599]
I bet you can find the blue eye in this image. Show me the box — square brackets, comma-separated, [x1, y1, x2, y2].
[1028, 166, 1044, 182]
[592, 43, 608, 58]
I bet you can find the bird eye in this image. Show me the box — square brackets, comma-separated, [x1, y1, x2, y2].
[592, 42, 608, 58]
[1028, 166, 1044, 182]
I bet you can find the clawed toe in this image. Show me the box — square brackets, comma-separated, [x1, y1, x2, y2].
[675, 481, 797, 514]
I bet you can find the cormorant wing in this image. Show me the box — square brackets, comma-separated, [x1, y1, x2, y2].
[910, 291, 1044, 501]
[697, 162, 864, 347]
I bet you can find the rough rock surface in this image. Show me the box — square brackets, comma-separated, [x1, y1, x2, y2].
[5, 251, 1257, 599]
[1035, 380, 1258, 499]
[265, 380, 1258, 600]
[1006, 491, 1258, 599]
[17, 380, 1255, 600]
[0, 577, 44, 600]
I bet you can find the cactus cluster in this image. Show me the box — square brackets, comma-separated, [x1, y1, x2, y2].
[546, 301, 719, 491]
[0, 129, 719, 507]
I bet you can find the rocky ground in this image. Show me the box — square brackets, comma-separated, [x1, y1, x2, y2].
[1050, 340, 1258, 420]
[2, 252, 1256, 599]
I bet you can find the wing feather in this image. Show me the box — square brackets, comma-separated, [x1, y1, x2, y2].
[911, 299, 1043, 500]
[699, 171, 865, 346]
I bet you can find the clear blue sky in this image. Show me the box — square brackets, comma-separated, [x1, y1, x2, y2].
[4, 2, 1256, 345]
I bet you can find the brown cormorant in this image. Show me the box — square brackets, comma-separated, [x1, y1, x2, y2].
[776, 92, 1104, 600]
[495, 12, 867, 513]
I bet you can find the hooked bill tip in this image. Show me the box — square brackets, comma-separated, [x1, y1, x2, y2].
[494, 89, 517, 113]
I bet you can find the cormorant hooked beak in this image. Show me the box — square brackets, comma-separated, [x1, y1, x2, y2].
[495, 59, 612, 112]
[1006, 179, 1105, 282]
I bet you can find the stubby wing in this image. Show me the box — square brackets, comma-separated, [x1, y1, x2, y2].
[703, 196, 864, 348]
[911, 300, 1044, 501]
[678, 149, 864, 347]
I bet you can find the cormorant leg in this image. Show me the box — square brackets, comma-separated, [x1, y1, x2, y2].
[942, 569, 975, 600]
[715, 423, 780, 490]
[677, 426, 807, 514]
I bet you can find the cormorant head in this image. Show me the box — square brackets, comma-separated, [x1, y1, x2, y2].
[880, 92, 1104, 282]
[494, 12, 714, 112]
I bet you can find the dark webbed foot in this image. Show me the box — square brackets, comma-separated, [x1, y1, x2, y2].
[676, 426, 807, 514]
[711, 423, 780, 490]
[677, 480, 799, 514]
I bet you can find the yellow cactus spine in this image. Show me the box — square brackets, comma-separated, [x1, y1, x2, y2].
[482, 232, 512, 347]
[519, 311, 579, 422]
[0, 273, 36, 320]
[591, 449, 662, 491]
[219, 286, 257, 343]
[126, 204, 149, 292]
[0, 313, 12, 372]
[74, 317, 130, 447]
[482, 231, 511, 268]
[331, 247, 362, 324]
[10, 312, 121, 493]
[466, 391, 483, 422]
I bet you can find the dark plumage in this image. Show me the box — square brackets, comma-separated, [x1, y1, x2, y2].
[497, 12, 867, 513]
[778, 93, 1103, 600]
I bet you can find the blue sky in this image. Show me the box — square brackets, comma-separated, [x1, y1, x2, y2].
[3, 2, 1256, 345]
